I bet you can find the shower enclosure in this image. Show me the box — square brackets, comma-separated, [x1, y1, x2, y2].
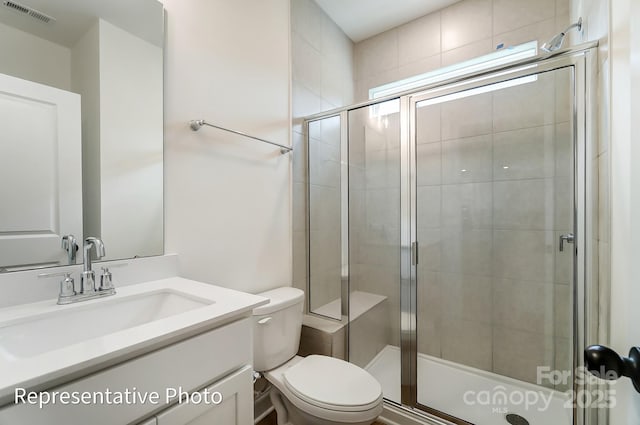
[305, 44, 598, 425]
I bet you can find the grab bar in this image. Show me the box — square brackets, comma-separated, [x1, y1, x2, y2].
[189, 119, 292, 154]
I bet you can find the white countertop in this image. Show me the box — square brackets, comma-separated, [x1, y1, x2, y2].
[0, 277, 267, 406]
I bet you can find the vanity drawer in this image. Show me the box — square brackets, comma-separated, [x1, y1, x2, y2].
[0, 317, 252, 425]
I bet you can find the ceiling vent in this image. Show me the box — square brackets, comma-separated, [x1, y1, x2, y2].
[2, 0, 55, 24]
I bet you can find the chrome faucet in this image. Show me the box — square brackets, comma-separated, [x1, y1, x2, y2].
[81, 237, 105, 294]
[61, 234, 78, 265]
[39, 238, 123, 305]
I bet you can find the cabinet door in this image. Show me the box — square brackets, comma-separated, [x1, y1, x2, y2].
[156, 366, 253, 425]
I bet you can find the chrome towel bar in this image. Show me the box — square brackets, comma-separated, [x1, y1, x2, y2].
[189, 119, 292, 154]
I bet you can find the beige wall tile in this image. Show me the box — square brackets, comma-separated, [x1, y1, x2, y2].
[441, 0, 493, 51]
[416, 103, 442, 145]
[441, 134, 493, 184]
[441, 38, 493, 67]
[417, 185, 442, 228]
[292, 230, 307, 299]
[417, 142, 442, 186]
[555, 67, 573, 123]
[493, 179, 555, 230]
[365, 147, 401, 189]
[554, 283, 572, 339]
[309, 141, 340, 187]
[366, 188, 401, 228]
[440, 229, 493, 276]
[493, 18, 556, 49]
[493, 279, 554, 335]
[293, 182, 306, 232]
[309, 184, 340, 230]
[441, 273, 492, 323]
[554, 231, 574, 284]
[494, 230, 555, 282]
[350, 300, 391, 367]
[399, 12, 441, 66]
[417, 229, 442, 272]
[492, 72, 556, 132]
[292, 32, 322, 95]
[292, 81, 323, 119]
[554, 336, 573, 391]
[355, 29, 399, 81]
[441, 93, 493, 140]
[493, 0, 555, 35]
[442, 318, 492, 370]
[292, 130, 307, 184]
[556, 0, 571, 18]
[493, 327, 554, 384]
[554, 177, 573, 231]
[417, 271, 442, 357]
[555, 122, 573, 178]
[397, 54, 442, 81]
[493, 125, 556, 181]
[442, 182, 492, 229]
[291, 0, 322, 50]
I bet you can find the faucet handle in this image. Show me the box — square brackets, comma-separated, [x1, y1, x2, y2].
[38, 271, 76, 302]
[99, 263, 126, 292]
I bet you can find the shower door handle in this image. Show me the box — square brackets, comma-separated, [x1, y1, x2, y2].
[411, 242, 419, 265]
[559, 233, 575, 252]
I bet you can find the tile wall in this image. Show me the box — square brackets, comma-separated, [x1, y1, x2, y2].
[410, 70, 574, 389]
[348, 0, 574, 387]
[290, 0, 355, 312]
[292, 0, 591, 389]
[354, 0, 571, 102]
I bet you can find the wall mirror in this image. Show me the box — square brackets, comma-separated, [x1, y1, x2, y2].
[0, 0, 164, 272]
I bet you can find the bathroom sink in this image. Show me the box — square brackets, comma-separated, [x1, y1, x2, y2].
[0, 290, 212, 359]
[0, 277, 268, 406]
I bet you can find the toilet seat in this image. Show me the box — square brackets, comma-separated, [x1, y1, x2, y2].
[265, 355, 383, 423]
[283, 355, 382, 412]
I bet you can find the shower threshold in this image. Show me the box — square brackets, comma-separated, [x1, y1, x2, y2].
[365, 345, 571, 425]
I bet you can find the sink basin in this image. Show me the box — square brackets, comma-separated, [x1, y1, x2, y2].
[0, 276, 268, 406]
[0, 290, 213, 360]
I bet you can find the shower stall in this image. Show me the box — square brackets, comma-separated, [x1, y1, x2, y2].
[304, 44, 599, 425]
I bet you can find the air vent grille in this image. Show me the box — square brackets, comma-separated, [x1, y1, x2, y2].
[2, 0, 55, 24]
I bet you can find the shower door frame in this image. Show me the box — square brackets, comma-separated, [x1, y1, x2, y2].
[303, 42, 599, 425]
[399, 47, 598, 425]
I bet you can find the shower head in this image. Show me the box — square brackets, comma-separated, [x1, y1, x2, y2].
[541, 17, 582, 53]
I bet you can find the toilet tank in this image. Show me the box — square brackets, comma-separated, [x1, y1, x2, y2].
[253, 287, 304, 372]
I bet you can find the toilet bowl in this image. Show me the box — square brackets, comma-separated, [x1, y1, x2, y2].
[253, 287, 383, 425]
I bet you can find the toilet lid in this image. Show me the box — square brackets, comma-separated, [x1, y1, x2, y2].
[283, 355, 382, 411]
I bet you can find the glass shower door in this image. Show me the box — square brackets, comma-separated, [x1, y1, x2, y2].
[412, 67, 576, 425]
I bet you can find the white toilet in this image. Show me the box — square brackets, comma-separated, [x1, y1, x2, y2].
[253, 287, 383, 425]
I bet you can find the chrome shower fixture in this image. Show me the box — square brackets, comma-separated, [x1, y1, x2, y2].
[541, 17, 582, 53]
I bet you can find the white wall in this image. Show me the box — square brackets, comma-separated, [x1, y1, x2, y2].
[608, 0, 640, 422]
[0, 21, 71, 90]
[163, 0, 291, 294]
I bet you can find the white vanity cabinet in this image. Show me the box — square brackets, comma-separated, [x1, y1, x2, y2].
[152, 366, 253, 425]
[0, 317, 255, 425]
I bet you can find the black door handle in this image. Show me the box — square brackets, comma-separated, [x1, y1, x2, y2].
[584, 345, 640, 393]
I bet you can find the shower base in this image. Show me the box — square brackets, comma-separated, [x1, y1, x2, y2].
[365, 345, 571, 425]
